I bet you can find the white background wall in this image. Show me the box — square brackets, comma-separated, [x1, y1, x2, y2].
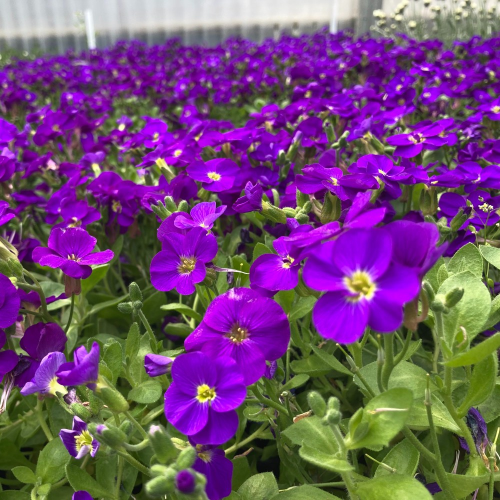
[0, 0, 363, 52]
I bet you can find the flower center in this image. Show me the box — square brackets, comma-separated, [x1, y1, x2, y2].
[344, 271, 376, 301]
[196, 384, 217, 403]
[49, 377, 68, 396]
[178, 257, 197, 274]
[329, 177, 339, 186]
[409, 132, 424, 144]
[75, 430, 94, 452]
[173, 149, 182, 157]
[492, 105, 500, 114]
[227, 323, 249, 343]
[207, 172, 221, 181]
[118, 123, 126, 131]
[68, 253, 80, 261]
[282, 256, 295, 269]
[153, 132, 159, 141]
[112, 200, 122, 213]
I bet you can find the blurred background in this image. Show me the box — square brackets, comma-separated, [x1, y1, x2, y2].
[0, 0, 385, 53]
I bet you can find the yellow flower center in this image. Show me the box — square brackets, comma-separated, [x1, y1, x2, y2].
[118, 123, 126, 131]
[227, 324, 249, 343]
[344, 271, 376, 301]
[492, 105, 500, 114]
[423, 92, 431, 98]
[178, 257, 197, 274]
[196, 444, 213, 462]
[196, 384, 217, 403]
[330, 177, 339, 186]
[173, 149, 182, 157]
[48, 377, 68, 396]
[282, 256, 295, 269]
[409, 132, 424, 144]
[75, 430, 94, 452]
[112, 200, 122, 213]
[153, 132, 159, 141]
[207, 172, 221, 181]
[68, 253, 80, 261]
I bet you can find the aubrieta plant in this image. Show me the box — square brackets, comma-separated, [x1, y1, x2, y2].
[1, 28, 500, 500]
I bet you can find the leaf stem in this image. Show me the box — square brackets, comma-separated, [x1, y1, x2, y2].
[137, 310, 157, 353]
[225, 423, 269, 455]
[116, 449, 152, 477]
[64, 293, 75, 334]
[35, 399, 53, 441]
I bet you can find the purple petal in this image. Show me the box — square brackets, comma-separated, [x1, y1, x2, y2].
[190, 409, 238, 445]
[78, 249, 114, 265]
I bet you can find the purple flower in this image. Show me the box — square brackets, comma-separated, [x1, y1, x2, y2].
[0, 330, 19, 384]
[73, 492, 93, 500]
[187, 159, 239, 192]
[60, 417, 100, 459]
[250, 236, 304, 291]
[20, 322, 67, 361]
[32, 228, 114, 280]
[0, 274, 20, 329]
[232, 181, 263, 213]
[176, 470, 196, 494]
[458, 408, 489, 456]
[20, 352, 67, 396]
[144, 354, 173, 377]
[193, 443, 232, 500]
[164, 352, 246, 445]
[174, 202, 226, 231]
[0, 200, 15, 227]
[303, 228, 420, 343]
[56, 342, 100, 390]
[184, 288, 290, 385]
[150, 227, 218, 295]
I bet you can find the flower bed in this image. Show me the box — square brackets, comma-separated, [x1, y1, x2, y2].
[0, 30, 500, 500]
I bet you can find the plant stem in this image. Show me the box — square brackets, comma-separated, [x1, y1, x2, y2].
[124, 410, 150, 440]
[394, 329, 413, 364]
[137, 310, 157, 353]
[116, 449, 152, 477]
[64, 293, 75, 334]
[401, 428, 436, 462]
[251, 386, 290, 417]
[381, 333, 394, 390]
[35, 399, 53, 441]
[425, 387, 457, 500]
[123, 438, 150, 452]
[225, 423, 269, 455]
[115, 456, 124, 500]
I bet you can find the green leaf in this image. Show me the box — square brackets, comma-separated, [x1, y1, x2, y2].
[406, 393, 461, 433]
[142, 291, 167, 324]
[424, 257, 445, 292]
[128, 380, 163, 404]
[160, 303, 202, 321]
[445, 472, 490, 498]
[478, 383, 500, 422]
[445, 333, 500, 367]
[448, 243, 483, 278]
[275, 290, 294, 314]
[253, 242, 274, 261]
[483, 294, 500, 331]
[346, 388, 413, 450]
[243, 405, 272, 422]
[88, 295, 127, 317]
[65, 464, 111, 498]
[238, 472, 279, 500]
[438, 271, 491, 345]
[310, 345, 352, 376]
[298, 444, 354, 473]
[479, 244, 500, 270]
[11, 466, 36, 484]
[103, 340, 123, 384]
[281, 374, 310, 391]
[271, 485, 341, 500]
[36, 438, 70, 484]
[457, 353, 498, 416]
[282, 416, 339, 454]
[374, 440, 419, 477]
[437, 263, 449, 286]
[288, 296, 316, 322]
[81, 264, 109, 294]
[0, 440, 35, 470]
[356, 475, 432, 500]
[290, 355, 333, 377]
[125, 323, 140, 362]
[0, 493, 31, 500]
[232, 456, 252, 491]
[95, 456, 117, 494]
[164, 323, 193, 338]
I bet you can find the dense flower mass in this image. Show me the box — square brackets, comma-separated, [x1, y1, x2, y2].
[1, 27, 500, 499]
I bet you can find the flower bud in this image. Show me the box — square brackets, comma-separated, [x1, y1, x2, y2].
[69, 402, 93, 421]
[7, 259, 23, 279]
[151, 202, 171, 221]
[132, 300, 143, 311]
[307, 391, 327, 417]
[325, 125, 336, 144]
[176, 470, 196, 494]
[164, 196, 178, 213]
[177, 200, 189, 213]
[422, 281, 435, 302]
[444, 287, 464, 309]
[282, 207, 296, 217]
[431, 296, 447, 313]
[201, 267, 217, 287]
[129, 282, 143, 302]
[96, 379, 130, 412]
[320, 192, 342, 224]
[90, 423, 127, 449]
[117, 302, 134, 314]
[261, 201, 287, 224]
[149, 425, 178, 464]
[296, 189, 309, 208]
[294, 212, 310, 224]
[419, 186, 438, 216]
[0, 260, 11, 276]
[367, 133, 385, 155]
[176, 446, 197, 469]
[322, 397, 342, 425]
[450, 208, 469, 231]
[145, 475, 171, 497]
